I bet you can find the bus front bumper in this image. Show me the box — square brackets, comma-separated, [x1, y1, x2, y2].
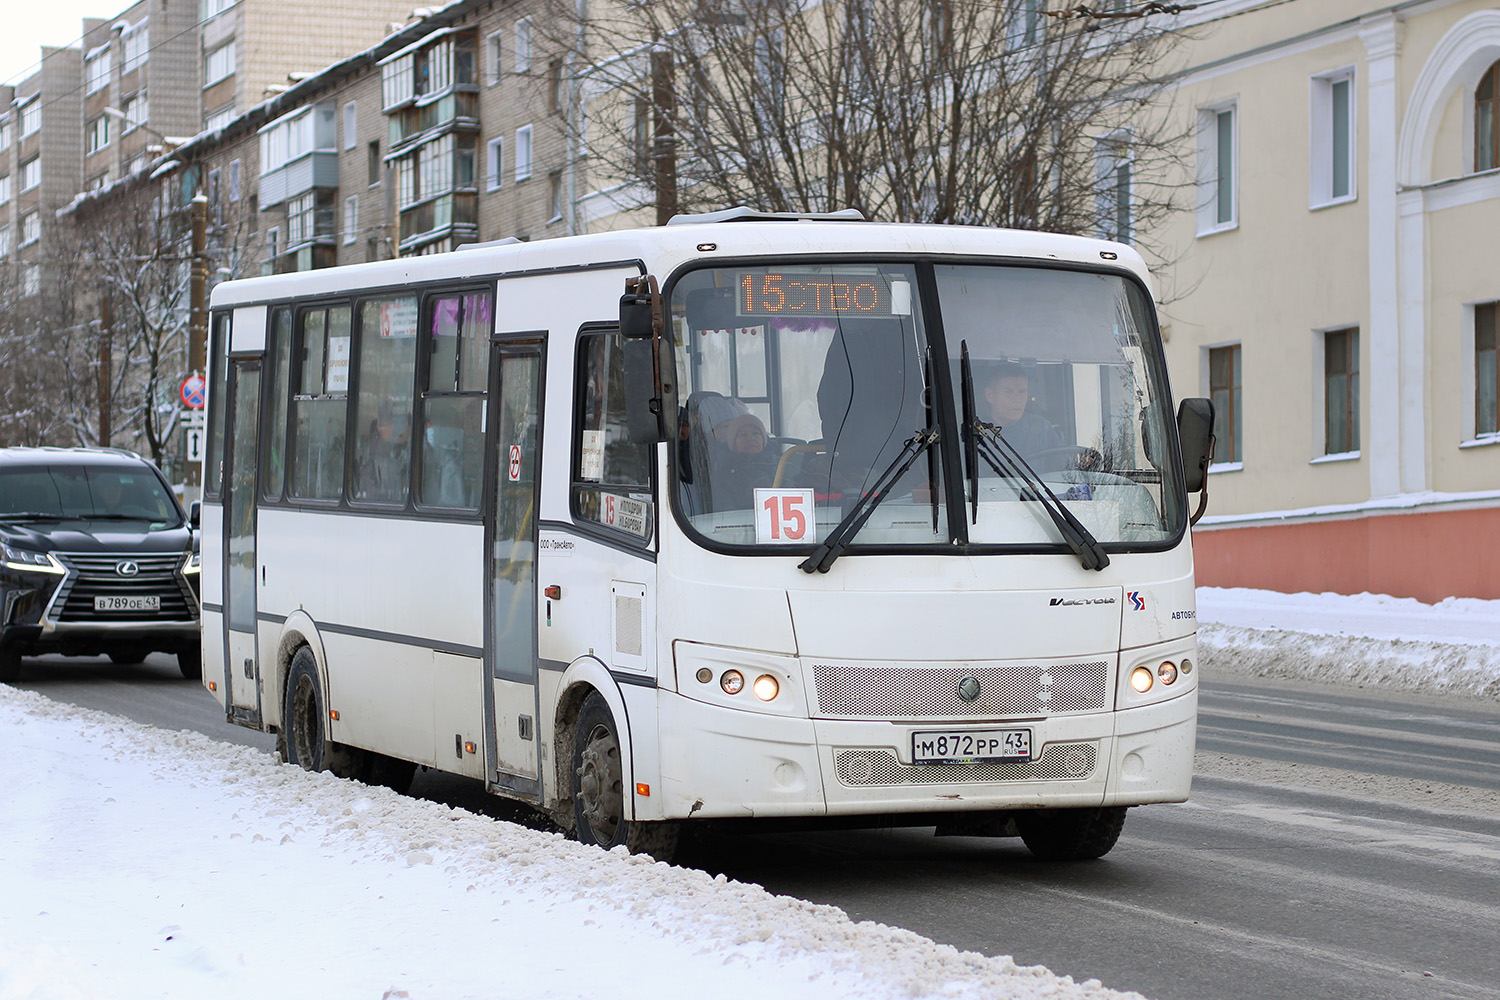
[651, 688, 1196, 822]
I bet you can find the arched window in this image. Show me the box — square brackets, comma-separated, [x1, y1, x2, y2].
[1479, 60, 1500, 172]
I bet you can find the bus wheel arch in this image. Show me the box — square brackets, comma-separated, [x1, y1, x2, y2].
[282, 644, 361, 779]
[566, 689, 678, 860]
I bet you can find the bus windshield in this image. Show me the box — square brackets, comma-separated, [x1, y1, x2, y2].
[669, 261, 1183, 553]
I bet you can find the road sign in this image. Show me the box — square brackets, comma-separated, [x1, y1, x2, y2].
[180, 373, 207, 409]
[183, 408, 207, 429]
[186, 427, 205, 463]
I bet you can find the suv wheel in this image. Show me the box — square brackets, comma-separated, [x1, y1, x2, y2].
[176, 648, 202, 679]
[0, 643, 21, 683]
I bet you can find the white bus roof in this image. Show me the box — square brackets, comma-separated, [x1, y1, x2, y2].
[208, 221, 1152, 310]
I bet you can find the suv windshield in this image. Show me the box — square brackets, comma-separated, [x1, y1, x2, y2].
[0, 465, 182, 526]
[669, 261, 1183, 554]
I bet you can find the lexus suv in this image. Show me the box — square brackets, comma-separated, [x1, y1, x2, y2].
[0, 447, 200, 682]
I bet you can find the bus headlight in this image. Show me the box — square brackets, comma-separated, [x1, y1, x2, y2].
[1158, 661, 1178, 685]
[753, 674, 780, 701]
[720, 670, 745, 695]
[1130, 666, 1154, 693]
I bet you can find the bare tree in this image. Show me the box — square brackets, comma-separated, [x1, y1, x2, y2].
[550, 0, 1192, 256]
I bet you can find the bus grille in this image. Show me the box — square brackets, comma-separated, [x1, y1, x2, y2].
[811, 660, 1110, 719]
[834, 743, 1097, 786]
[51, 552, 197, 623]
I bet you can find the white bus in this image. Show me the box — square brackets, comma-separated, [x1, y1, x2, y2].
[200, 211, 1216, 861]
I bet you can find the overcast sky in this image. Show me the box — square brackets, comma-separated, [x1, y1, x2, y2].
[4, 4, 124, 88]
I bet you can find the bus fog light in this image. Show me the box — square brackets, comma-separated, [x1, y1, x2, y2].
[752, 674, 780, 701]
[720, 670, 745, 695]
[1181, 658, 1193, 675]
[1158, 661, 1178, 685]
[1130, 666, 1154, 693]
[695, 667, 713, 684]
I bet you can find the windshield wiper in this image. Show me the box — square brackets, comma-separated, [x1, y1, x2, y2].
[0, 512, 65, 521]
[799, 426, 939, 574]
[959, 343, 1108, 571]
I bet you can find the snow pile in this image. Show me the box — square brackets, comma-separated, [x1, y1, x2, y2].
[1197, 588, 1500, 700]
[0, 685, 1146, 1000]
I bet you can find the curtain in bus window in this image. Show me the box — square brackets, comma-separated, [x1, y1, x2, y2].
[419, 291, 491, 509]
[352, 295, 418, 504]
[289, 306, 350, 501]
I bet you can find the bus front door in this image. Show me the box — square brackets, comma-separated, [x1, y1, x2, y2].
[223, 361, 262, 725]
[484, 338, 544, 797]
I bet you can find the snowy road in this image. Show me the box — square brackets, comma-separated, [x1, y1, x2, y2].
[10, 647, 1500, 1000]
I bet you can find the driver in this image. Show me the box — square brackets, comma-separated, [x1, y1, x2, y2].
[983, 362, 1062, 460]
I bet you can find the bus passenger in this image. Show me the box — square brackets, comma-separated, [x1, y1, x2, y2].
[698, 396, 777, 509]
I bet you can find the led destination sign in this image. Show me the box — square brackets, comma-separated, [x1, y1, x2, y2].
[736, 272, 902, 318]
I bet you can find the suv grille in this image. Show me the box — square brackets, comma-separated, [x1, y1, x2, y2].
[50, 552, 197, 623]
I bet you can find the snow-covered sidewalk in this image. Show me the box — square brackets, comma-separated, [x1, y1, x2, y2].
[1196, 587, 1500, 700]
[0, 686, 1143, 1000]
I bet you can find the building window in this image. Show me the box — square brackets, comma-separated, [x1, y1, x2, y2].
[1478, 302, 1499, 438]
[1311, 70, 1355, 205]
[286, 191, 335, 248]
[1323, 328, 1359, 455]
[21, 211, 40, 246]
[1006, 0, 1042, 52]
[1198, 104, 1237, 233]
[632, 97, 650, 177]
[205, 104, 235, 132]
[548, 170, 564, 221]
[486, 31, 503, 85]
[85, 46, 112, 95]
[514, 19, 531, 74]
[229, 159, 241, 202]
[205, 41, 236, 87]
[368, 140, 382, 187]
[19, 157, 40, 192]
[1478, 61, 1500, 174]
[86, 116, 110, 155]
[267, 226, 280, 261]
[20, 100, 40, 138]
[548, 59, 564, 114]
[258, 103, 334, 175]
[0, 225, 10, 257]
[1209, 344, 1242, 464]
[344, 194, 359, 244]
[122, 92, 148, 132]
[0, 114, 10, 152]
[344, 101, 357, 150]
[486, 136, 504, 190]
[515, 125, 532, 181]
[122, 20, 149, 75]
[21, 264, 40, 298]
[1095, 135, 1131, 243]
[0, 174, 10, 204]
[200, 0, 237, 19]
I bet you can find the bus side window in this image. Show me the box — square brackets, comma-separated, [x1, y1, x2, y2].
[288, 305, 351, 502]
[261, 307, 293, 501]
[572, 330, 652, 539]
[205, 311, 231, 499]
[419, 290, 491, 510]
[351, 295, 419, 505]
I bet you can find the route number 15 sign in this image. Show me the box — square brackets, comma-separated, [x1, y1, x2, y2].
[753, 488, 815, 544]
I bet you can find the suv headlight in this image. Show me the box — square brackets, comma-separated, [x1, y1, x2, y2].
[1, 543, 65, 575]
[182, 550, 201, 575]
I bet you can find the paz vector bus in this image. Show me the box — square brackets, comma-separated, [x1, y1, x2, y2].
[198, 209, 1216, 861]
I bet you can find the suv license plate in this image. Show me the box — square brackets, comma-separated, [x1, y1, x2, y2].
[95, 595, 160, 612]
[913, 729, 1031, 764]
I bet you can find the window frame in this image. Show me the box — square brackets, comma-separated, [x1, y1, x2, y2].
[1206, 343, 1243, 468]
[514, 124, 533, 181]
[415, 285, 494, 513]
[1475, 301, 1499, 440]
[1477, 60, 1500, 175]
[1320, 327, 1360, 457]
[1310, 68, 1357, 208]
[1197, 102, 1238, 235]
[205, 41, 236, 87]
[486, 136, 504, 191]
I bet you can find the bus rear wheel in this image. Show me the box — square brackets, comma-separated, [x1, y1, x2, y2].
[571, 692, 677, 861]
[1016, 806, 1127, 861]
[283, 647, 361, 779]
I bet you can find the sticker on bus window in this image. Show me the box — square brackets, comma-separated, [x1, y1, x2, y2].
[754, 488, 815, 545]
[579, 430, 605, 481]
[326, 335, 350, 393]
[601, 493, 652, 539]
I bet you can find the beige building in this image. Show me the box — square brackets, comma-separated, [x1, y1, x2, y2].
[1147, 0, 1500, 601]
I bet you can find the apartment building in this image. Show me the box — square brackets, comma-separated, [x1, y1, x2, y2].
[1154, 0, 1500, 600]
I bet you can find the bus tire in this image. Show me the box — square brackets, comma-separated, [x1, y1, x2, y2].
[571, 692, 678, 861]
[1016, 806, 1127, 861]
[283, 647, 362, 779]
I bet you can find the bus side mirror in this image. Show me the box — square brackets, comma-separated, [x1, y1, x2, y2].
[1177, 397, 1215, 494]
[188, 500, 201, 530]
[620, 275, 671, 444]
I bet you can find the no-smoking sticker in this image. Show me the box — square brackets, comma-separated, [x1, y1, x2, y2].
[507, 444, 522, 482]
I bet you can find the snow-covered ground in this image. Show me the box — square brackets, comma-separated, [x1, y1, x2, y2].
[2, 586, 1497, 1000]
[1197, 587, 1500, 699]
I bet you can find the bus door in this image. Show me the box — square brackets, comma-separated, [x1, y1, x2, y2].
[484, 337, 545, 796]
[223, 360, 262, 725]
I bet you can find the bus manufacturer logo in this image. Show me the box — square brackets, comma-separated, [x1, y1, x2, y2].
[1048, 596, 1115, 607]
[1128, 591, 1146, 611]
[957, 676, 981, 702]
[114, 561, 140, 577]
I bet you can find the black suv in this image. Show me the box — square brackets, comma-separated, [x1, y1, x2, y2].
[0, 447, 200, 681]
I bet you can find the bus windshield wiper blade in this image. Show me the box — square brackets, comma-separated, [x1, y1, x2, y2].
[971, 423, 1110, 572]
[799, 427, 939, 574]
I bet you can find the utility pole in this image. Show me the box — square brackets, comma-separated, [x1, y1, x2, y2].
[650, 48, 678, 226]
[98, 295, 112, 447]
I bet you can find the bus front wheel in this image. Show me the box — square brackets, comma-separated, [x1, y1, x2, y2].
[571, 692, 678, 861]
[1016, 806, 1127, 861]
[283, 647, 361, 779]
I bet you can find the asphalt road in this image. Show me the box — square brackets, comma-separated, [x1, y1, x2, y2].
[11, 655, 1500, 1000]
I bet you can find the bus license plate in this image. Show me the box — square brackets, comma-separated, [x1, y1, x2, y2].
[913, 729, 1031, 764]
[95, 595, 160, 612]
